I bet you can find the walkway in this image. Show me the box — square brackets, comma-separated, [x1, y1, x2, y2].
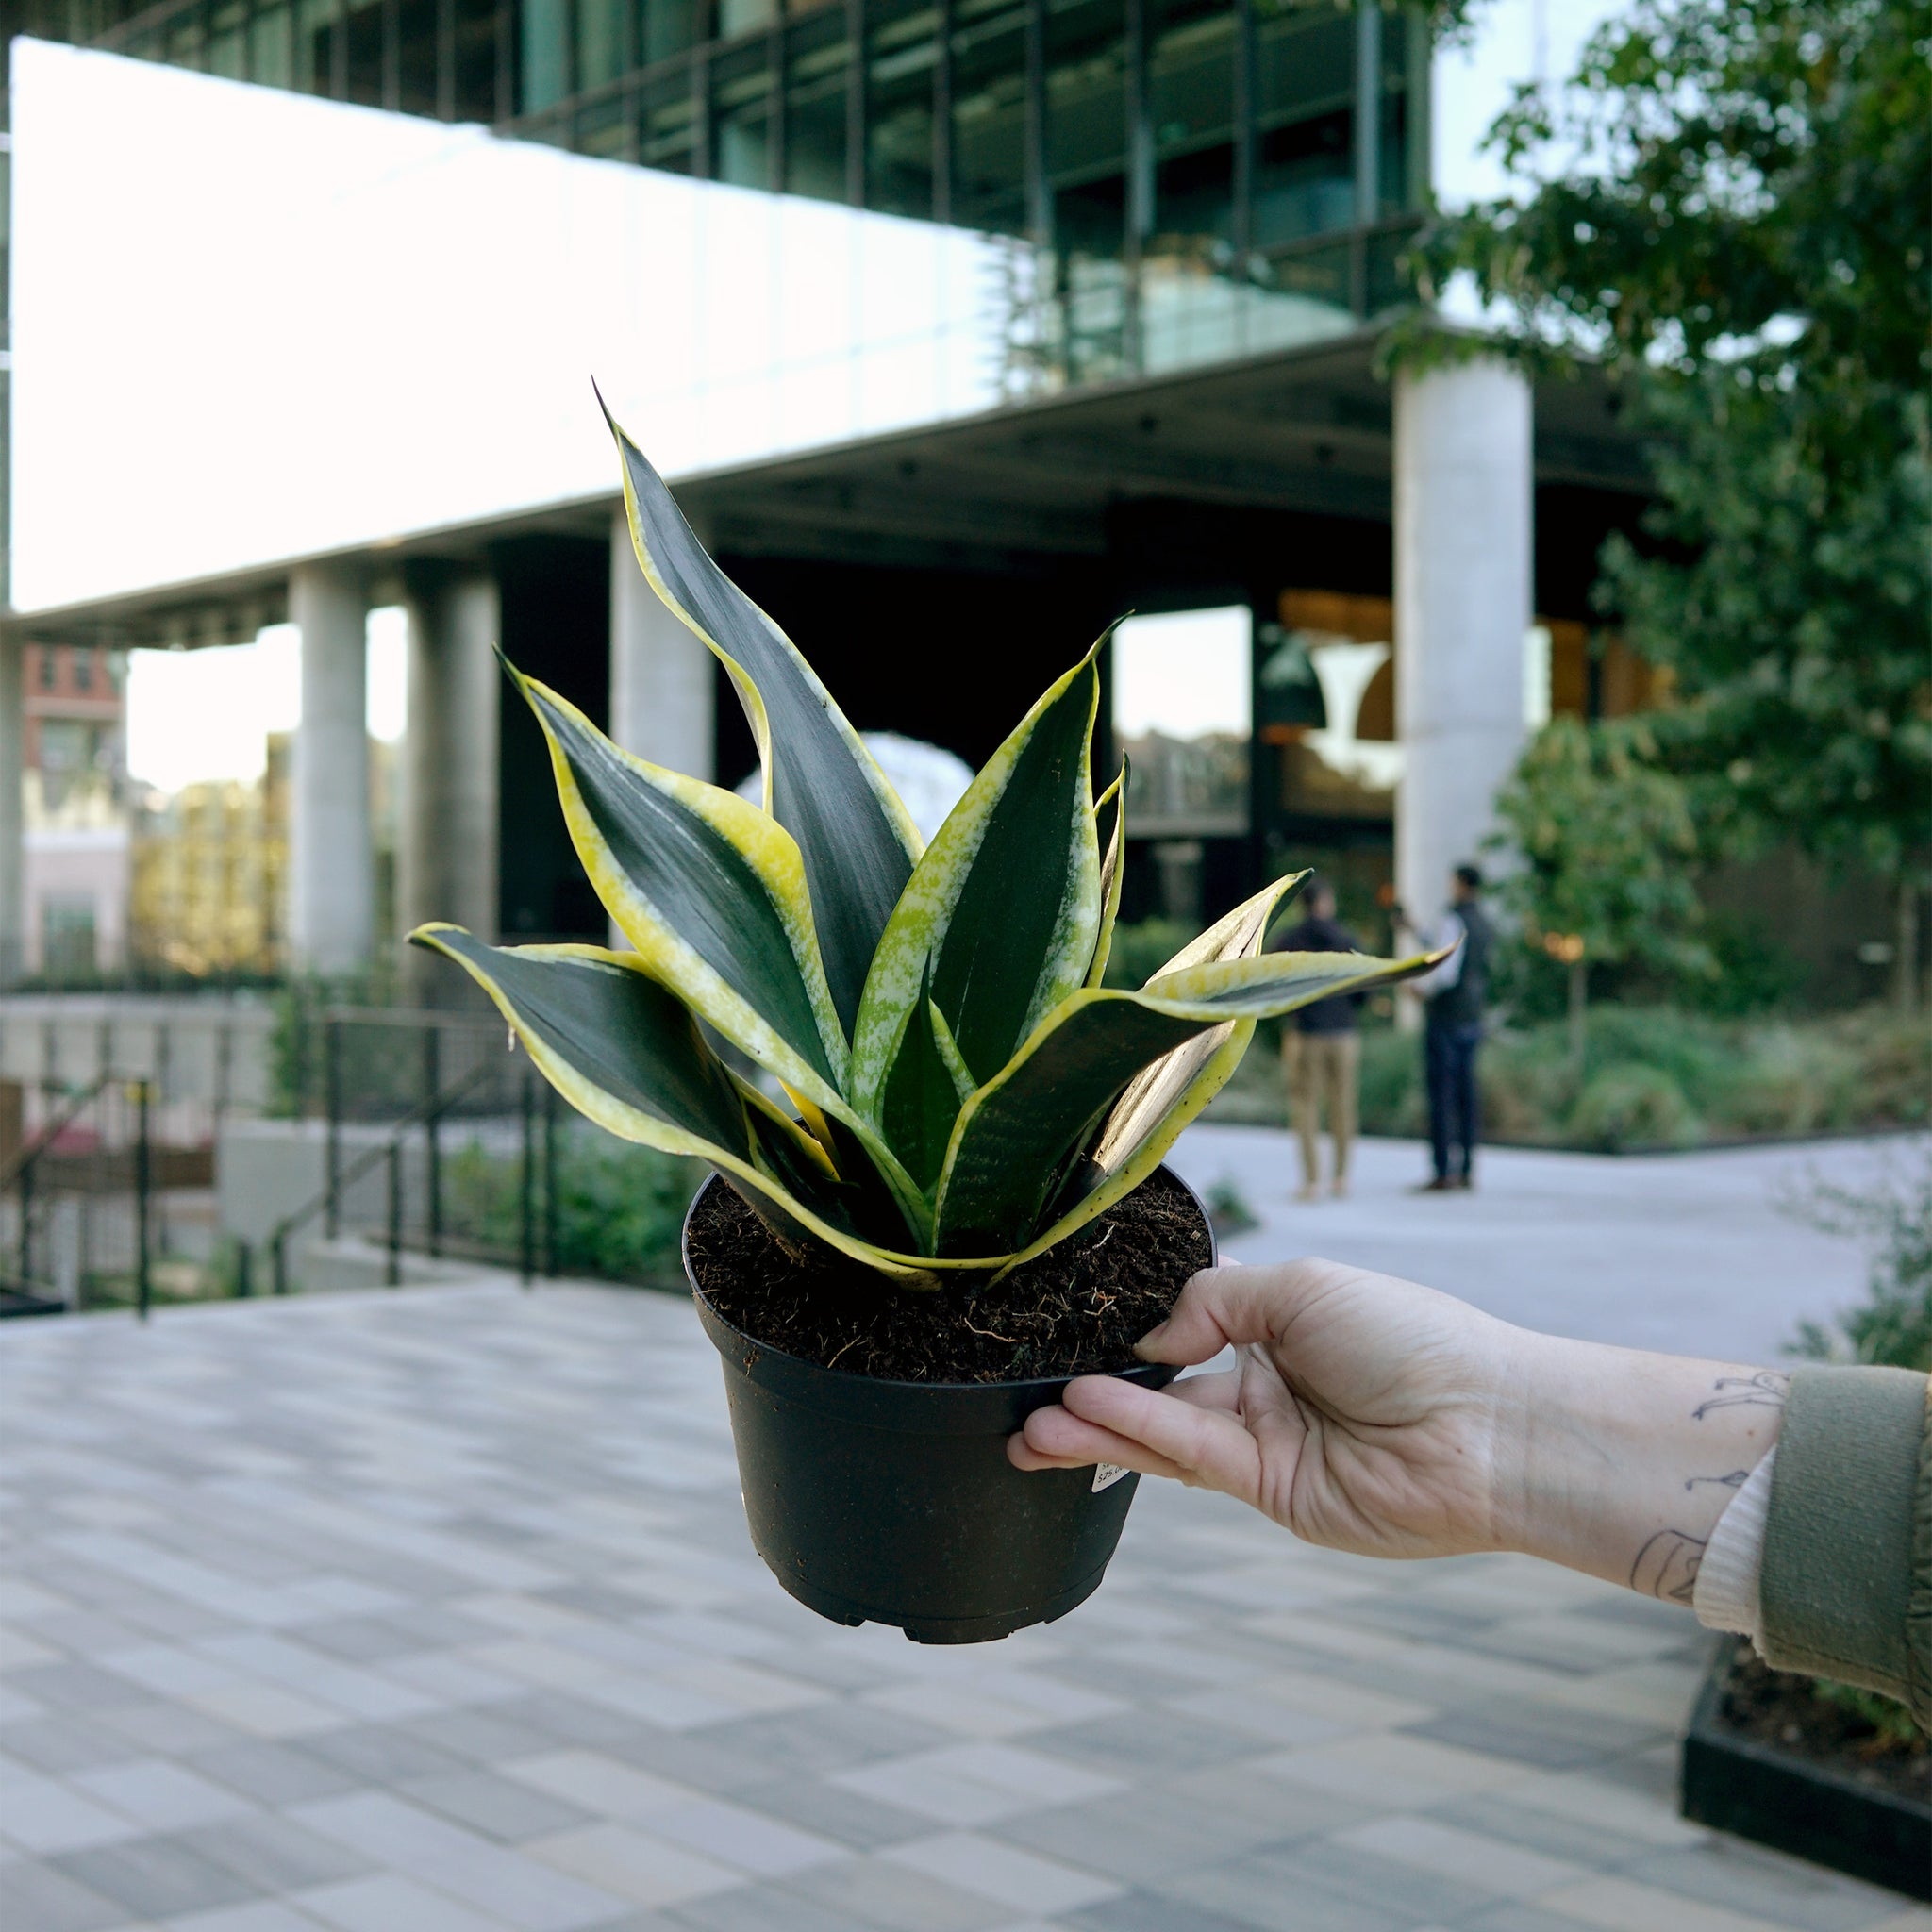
[2, 1134, 1927, 1932]
[1167, 1127, 1924, 1361]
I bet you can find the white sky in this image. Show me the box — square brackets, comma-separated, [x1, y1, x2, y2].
[124, 611, 408, 792]
[1113, 608, 1254, 740]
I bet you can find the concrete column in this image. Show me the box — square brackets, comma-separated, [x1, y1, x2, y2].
[287, 563, 374, 976]
[609, 508, 715, 782]
[0, 632, 23, 986]
[400, 568, 501, 951]
[1393, 356, 1534, 935]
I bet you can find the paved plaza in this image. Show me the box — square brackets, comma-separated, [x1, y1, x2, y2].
[3, 1132, 1929, 1932]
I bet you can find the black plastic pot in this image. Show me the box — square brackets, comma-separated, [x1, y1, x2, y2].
[683, 1168, 1208, 1644]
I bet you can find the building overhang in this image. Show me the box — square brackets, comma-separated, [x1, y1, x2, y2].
[8, 329, 1646, 650]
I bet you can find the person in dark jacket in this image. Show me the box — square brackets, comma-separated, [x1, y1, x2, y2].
[1271, 878, 1364, 1201]
[1405, 862, 1494, 1191]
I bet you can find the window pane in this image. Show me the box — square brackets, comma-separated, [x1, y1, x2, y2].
[577, 92, 632, 155]
[298, 0, 336, 93]
[951, 0, 1026, 236]
[1113, 606, 1252, 836]
[1252, 0, 1354, 244]
[1149, 0, 1231, 156]
[453, 0, 500, 119]
[640, 66, 696, 170]
[1253, 108, 1351, 242]
[399, 0, 440, 113]
[868, 0, 937, 218]
[642, 0, 700, 65]
[249, 4, 294, 87]
[208, 0, 245, 78]
[523, 0, 570, 110]
[719, 0, 776, 36]
[578, 0, 630, 90]
[166, 10, 206, 70]
[1045, 0, 1125, 254]
[344, 0, 385, 106]
[785, 9, 849, 201]
[714, 41, 774, 187]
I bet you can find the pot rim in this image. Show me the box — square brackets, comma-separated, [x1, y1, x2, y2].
[680, 1162, 1216, 1399]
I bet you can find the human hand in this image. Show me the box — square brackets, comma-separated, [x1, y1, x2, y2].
[1008, 1258, 1529, 1560]
[1008, 1257, 1788, 1596]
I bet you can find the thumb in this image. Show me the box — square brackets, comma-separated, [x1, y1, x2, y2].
[1136, 1257, 1324, 1365]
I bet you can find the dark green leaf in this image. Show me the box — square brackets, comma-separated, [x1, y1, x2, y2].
[605, 409, 921, 1032]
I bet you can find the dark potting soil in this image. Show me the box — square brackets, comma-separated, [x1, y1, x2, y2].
[1719, 1650, 1930, 1804]
[686, 1168, 1212, 1385]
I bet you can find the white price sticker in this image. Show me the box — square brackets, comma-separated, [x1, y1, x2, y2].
[1091, 1462, 1130, 1493]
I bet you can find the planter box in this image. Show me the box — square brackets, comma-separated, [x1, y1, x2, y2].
[1682, 1641, 1932, 1901]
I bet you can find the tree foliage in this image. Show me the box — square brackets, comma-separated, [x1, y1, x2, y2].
[1490, 716, 1714, 989]
[1413, 0, 1932, 902]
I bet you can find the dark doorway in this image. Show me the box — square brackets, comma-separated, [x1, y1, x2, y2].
[494, 535, 610, 941]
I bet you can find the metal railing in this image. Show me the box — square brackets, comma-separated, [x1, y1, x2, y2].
[260, 1014, 562, 1294]
[0, 1074, 165, 1319]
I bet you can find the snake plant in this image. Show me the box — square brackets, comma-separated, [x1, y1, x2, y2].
[412, 410, 1443, 1284]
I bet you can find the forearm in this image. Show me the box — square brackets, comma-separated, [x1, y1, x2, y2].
[1495, 1331, 1786, 1604]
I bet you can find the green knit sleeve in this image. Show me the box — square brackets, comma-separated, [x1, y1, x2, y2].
[1758, 1364, 1932, 1727]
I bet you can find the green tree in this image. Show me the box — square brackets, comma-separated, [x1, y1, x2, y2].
[1412, 0, 1932, 1007]
[1490, 718, 1714, 1062]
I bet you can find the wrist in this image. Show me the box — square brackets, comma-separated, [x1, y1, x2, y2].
[1492, 1332, 1786, 1599]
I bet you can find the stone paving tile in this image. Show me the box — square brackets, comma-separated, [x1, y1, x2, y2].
[1404, 1706, 1665, 1772]
[0, 1714, 146, 1776]
[1535, 1873, 1808, 1932]
[522, 1823, 744, 1910]
[0, 1858, 135, 1932]
[993, 1783, 1291, 1885]
[398, 1767, 600, 1843]
[885, 1831, 1124, 1915]
[182, 1740, 362, 1809]
[784, 1854, 1014, 1931]
[72, 1760, 258, 1832]
[663, 1881, 869, 1931]
[1623, 1839, 1917, 1932]
[172, 1814, 376, 1893]
[292, 1870, 520, 1931]
[8, 1262, 1919, 1932]
[164, 1900, 338, 1932]
[730, 1774, 938, 1851]
[50, 1835, 263, 1920]
[1064, 1892, 1268, 1932]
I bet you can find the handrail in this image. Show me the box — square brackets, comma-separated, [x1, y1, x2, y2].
[266, 1058, 498, 1294]
[2, 1073, 156, 1319]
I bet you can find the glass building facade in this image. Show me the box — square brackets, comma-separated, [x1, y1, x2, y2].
[19, 0, 1427, 391]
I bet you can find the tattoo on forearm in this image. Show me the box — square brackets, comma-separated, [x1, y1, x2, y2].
[1630, 1528, 1706, 1603]
[1684, 1470, 1751, 1492]
[1691, 1371, 1789, 1421]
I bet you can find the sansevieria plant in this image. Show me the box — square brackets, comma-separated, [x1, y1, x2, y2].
[413, 410, 1443, 1286]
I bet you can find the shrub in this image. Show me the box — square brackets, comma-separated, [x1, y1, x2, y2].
[1789, 1154, 1932, 1373]
[1568, 1065, 1701, 1151]
[444, 1129, 704, 1285]
[1101, 919, 1206, 992]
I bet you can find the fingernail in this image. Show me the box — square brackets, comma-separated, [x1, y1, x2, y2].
[1132, 1323, 1169, 1358]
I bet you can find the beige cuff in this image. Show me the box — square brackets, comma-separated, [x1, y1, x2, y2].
[1693, 1447, 1776, 1643]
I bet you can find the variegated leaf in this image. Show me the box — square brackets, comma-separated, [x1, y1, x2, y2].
[409, 927, 941, 1278]
[934, 941, 1443, 1256]
[602, 403, 921, 1033]
[850, 648, 1102, 1158]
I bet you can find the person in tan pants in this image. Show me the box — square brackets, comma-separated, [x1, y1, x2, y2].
[1272, 878, 1365, 1201]
[1284, 1028, 1360, 1200]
